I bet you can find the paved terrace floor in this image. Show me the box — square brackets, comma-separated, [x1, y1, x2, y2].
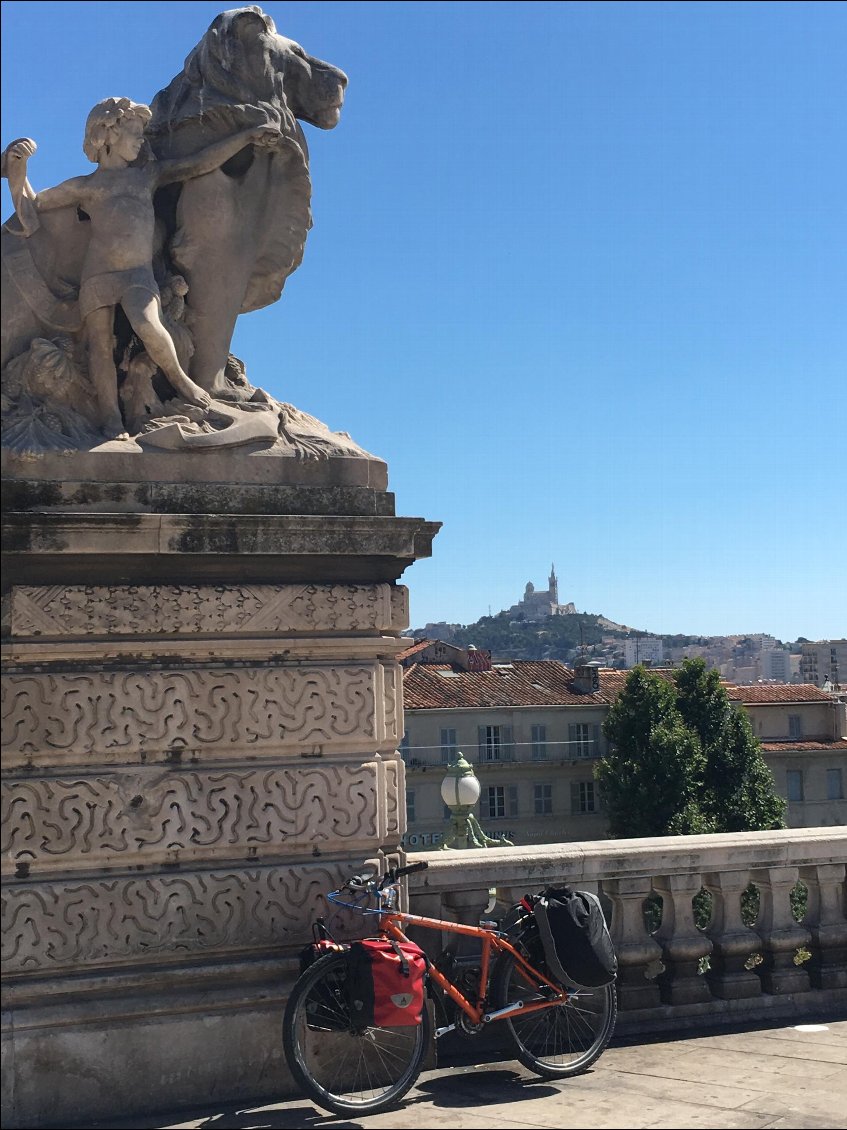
[70, 1018, 845, 1130]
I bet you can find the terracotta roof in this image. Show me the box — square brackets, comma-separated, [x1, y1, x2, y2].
[725, 684, 831, 704]
[761, 739, 847, 752]
[403, 657, 839, 713]
[403, 661, 624, 710]
[397, 638, 433, 662]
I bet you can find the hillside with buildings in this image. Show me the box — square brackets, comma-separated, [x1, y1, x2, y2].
[412, 570, 845, 686]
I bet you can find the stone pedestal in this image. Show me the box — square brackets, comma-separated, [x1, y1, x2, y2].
[1, 449, 439, 1127]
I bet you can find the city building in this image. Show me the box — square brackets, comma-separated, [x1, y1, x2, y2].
[623, 636, 665, 668]
[726, 683, 847, 827]
[800, 639, 846, 688]
[399, 644, 612, 847]
[400, 644, 847, 847]
[759, 648, 793, 683]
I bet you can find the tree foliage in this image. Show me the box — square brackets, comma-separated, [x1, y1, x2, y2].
[596, 659, 786, 837]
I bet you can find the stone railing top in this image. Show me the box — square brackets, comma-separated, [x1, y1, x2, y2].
[407, 828, 847, 894]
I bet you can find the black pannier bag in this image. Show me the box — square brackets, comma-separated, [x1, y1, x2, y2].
[298, 921, 349, 1032]
[532, 886, 617, 988]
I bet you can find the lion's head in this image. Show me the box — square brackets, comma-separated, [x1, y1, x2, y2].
[150, 6, 347, 143]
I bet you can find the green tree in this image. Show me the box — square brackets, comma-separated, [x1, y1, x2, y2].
[596, 660, 785, 837]
[595, 667, 710, 836]
[674, 658, 786, 832]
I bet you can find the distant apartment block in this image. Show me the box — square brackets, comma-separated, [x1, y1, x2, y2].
[726, 683, 847, 828]
[759, 648, 792, 682]
[623, 636, 664, 668]
[800, 639, 847, 688]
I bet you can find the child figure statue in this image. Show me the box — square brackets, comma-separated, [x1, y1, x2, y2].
[3, 98, 281, 438]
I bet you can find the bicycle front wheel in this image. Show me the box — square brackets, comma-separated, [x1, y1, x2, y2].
[492, 952, 616, 1078]
[283, 950, 430, 1116]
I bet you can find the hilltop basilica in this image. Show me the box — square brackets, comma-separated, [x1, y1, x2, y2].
[506, 565, 576, 621]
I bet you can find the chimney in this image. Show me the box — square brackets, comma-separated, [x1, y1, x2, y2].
[573, 664, 601, 694]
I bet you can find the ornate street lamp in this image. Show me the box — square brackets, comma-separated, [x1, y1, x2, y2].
[439, 753, 513, 850]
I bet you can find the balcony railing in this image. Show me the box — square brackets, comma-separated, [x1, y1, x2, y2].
[401, 739, 601, 768]
[406, 828, 847, 1034]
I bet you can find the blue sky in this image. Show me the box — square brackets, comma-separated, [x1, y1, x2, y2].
[2, 1, 845, 641]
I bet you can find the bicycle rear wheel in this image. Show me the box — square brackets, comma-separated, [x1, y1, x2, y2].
[283, 950, 430, 1116]
[492, 950, 616, 1078]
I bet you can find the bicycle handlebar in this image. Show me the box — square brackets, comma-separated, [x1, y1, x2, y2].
[383, 860, 428, 887]
[341, 860, 429, 898]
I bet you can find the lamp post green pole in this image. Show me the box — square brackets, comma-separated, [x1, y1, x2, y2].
[439, 753, 513, 850]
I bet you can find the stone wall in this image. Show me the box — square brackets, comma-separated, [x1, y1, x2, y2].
[1, 459, 439, 1128]
[1, 577, 416, 1126]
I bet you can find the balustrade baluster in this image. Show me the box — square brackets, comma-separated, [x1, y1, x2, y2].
[652, 873, 713, 1005]
[703, 871, 762, 999]
[750, 866, 811, 994]
[800, 863, 847, 990]
[602, 876, 663, 1009]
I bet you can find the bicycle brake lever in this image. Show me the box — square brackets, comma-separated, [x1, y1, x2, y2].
[347, 873, 376, 891]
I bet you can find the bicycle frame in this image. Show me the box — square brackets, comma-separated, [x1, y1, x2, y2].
[327, 892, 569, 1033]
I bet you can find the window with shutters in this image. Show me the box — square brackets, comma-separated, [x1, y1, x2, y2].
[478, 724, 514, 762]
[531, 723, 547, 760]
[406, 789, 416, 824]
[568, 722, 599, 758]
[786, 770, 804, 802]
[487, 786, 505, 819]
[486, 785, 518, 819]
[534, 783, 553, 815]
[570, 780, 597, 814]
[440, 727, 458, 763]
[788, 715, 802, 740]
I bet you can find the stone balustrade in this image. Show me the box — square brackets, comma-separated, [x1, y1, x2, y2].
[407, 827, 847, 1033]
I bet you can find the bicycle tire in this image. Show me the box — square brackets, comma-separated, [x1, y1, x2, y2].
[283, 950, 430, 1116]
[492, 946, 616, 1078]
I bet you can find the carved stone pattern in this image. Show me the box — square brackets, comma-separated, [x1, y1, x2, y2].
[1, 666, 380, 762]
[2, 863, 349, 974]
[2, 765, 380, 870]
[10, 583, 407, 637]
[382, 663, 401, 745]
[383, 758, 402, 838]
[390, 586, 410, 630]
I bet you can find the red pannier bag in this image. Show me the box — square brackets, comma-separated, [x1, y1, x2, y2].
[346, 938, 427, 1028]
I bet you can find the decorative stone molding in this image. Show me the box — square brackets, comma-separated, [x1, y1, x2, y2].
[751, 865, 812, 995]
[382, 757, 403, 840]
[703, 870, 762, 999]
[603, 875, 663, 1010]
[801, 862, 847, 990]
[2, 762, 390, 876]
[652, 872, 713, 1005]
[9, 583, 409, 638]
[1, 663, 403, 767]
[2, 861, 349, 975]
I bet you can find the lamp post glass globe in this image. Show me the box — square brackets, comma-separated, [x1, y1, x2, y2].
[440, 753, 481, 809]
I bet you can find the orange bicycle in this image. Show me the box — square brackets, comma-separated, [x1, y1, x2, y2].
[282, 860, 617, 1116]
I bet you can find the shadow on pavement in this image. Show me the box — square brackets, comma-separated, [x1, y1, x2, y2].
[414, 1067, 561, 1107]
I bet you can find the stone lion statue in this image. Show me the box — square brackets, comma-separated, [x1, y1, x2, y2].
[148, 5, 347, 392]
[2, 5, 346, 400]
